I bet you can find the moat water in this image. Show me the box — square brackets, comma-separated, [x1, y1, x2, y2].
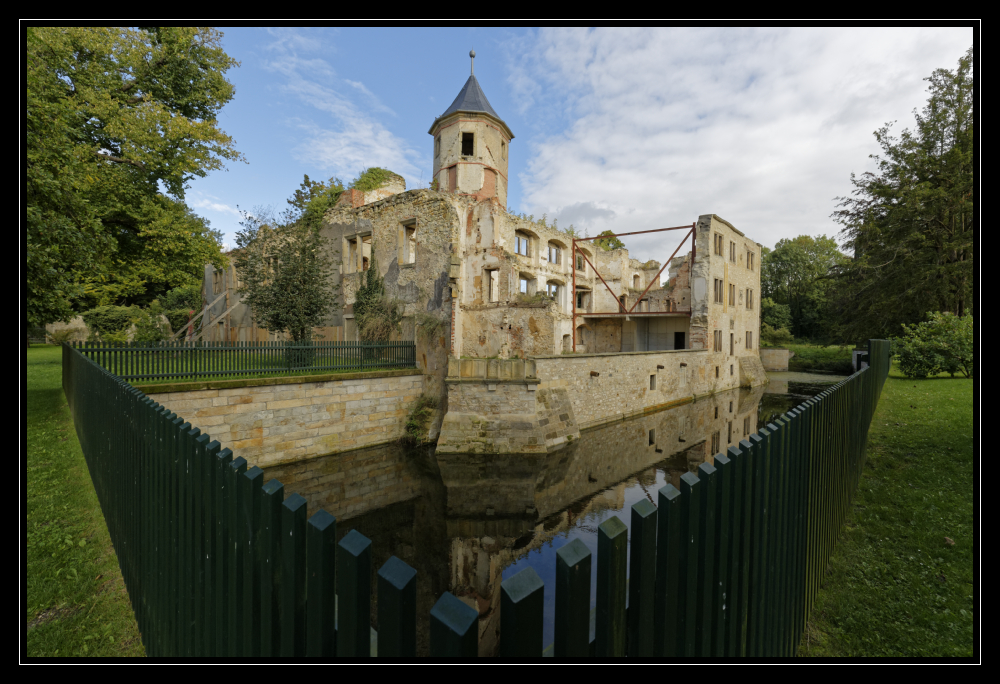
[260, 370, 846, 655]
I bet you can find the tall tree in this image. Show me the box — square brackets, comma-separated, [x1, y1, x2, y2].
[26, 27, 242, 326]
[832, 46, 973, 340]
[761, 235, 847, 340]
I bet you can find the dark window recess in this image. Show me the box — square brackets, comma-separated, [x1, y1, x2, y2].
[462, 132, 474, 156]
[649, 429, 655, 446]
[674, 331, 685, 349]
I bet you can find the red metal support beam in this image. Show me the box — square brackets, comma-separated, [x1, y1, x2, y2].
[627, 225, 694, 313]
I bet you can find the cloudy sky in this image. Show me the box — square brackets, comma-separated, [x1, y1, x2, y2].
[187, 27, 972, 265]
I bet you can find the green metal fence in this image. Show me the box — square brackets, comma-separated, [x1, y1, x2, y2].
[63, 339, 890, 657]
[72, 339, 417, 382]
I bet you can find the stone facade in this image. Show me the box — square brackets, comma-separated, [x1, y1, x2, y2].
[142, 370, 424, 468]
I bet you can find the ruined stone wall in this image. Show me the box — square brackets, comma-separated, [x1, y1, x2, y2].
[534, 347, 742, 431]
[143, 370, 424, 468]
[322, 189, 461, 403]
[460, 302, 556, 359]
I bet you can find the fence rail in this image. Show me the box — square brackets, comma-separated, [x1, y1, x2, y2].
[63, 339, 890, 657]
[72, 339, 417, 382]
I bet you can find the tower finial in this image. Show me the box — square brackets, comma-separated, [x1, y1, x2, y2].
[470, 49, 475, 75]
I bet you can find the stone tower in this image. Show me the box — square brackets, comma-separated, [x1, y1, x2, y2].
[429, 50, 514, 207]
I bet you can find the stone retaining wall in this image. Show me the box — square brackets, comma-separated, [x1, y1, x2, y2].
[759, 347, 792, 371]
[142, 370, 424, 468]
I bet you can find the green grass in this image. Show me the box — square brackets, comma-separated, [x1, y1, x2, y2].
[800, 361, 974, 657]
[26, 345, 144, 657]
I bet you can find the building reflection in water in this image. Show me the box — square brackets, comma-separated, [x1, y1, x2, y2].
[261, 384, 765, 656]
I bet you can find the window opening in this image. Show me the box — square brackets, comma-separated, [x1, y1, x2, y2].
[547, 282, 559, 299]
[714, 233, 724, 256]
[714, 278, 724, 304]
[729, 283, 735, 306]
[650, 374, 656, 391]
[576, 254, 585, 271]
[519, 276, 529, 294]
[746, 331, 752, 349]
[462, 132, 474, 156]
[730, 241, 736, 262]
[404, 224, 416, 264]
[715, 366, 719, 378]
[487, 270, 499, 303]
[548, 244, 561, 264]
[516, 233, 530, 256]
[501, 140, 506, 160]
[730, 333, 734, 356]
[434, 135, 440, 159]
[633, 275, 640, 290]
[649, 429, 655, 446]
[714, 330, 722, 352]
[711, 431, 720, 454]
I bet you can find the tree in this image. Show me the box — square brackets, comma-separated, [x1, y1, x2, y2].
[353, 249, 402, 342]
[761, 235, 847, 340]
[232, 206, 339, 344]
[26, 27, 242, 327]
[593, 230, 626, 251]
[833, 47, 973, 341]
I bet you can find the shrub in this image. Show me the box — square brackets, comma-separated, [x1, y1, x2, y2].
[403, 394, 438, 444]
[161, 284, 202, 313]
[894, 312, 973, 379]
[48, 328, 83, 344]
[760, 322, 794, 347]
[132, 302, 169, 343]
[82, 306, 135, 340]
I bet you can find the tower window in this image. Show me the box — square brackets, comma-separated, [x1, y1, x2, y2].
[462, 132, 474, 156]
[501, 140, 506, 160]
[434, 135, 440, 159]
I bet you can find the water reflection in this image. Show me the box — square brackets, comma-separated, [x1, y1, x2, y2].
[260, 376, 833, 656]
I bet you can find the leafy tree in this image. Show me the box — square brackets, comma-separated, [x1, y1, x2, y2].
[893, 312, 973, 379]
[353, 249, 402, 342]
[833, 47, 973, 341]
[593, 230, 626, 251]
[284, 174, 345, 229]
[761, 235, 847, 340]
[233, 206, 339, 344]
[761, 297, 792, 331]
[26, 27, 242, 328]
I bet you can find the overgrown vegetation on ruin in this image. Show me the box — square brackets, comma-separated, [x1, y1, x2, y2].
[353, 249, 403, 342]
[351, 167, 397, 193]
[403, 394, 438, 444]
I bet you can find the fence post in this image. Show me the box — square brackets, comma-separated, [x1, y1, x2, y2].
[654, 484, 681, 656]
[554, 538, 591, 657]
[627, 499, 657, 657]
[241, 466, 264, 656]
[711, 452, 732, 656]
[377, 555, 418, 657]
[227, 456, 248, 656]
[500, 566, 544, 658]
[695, 462, 717, 657]
[677, 471, 701, 656]
[280, 493, 307, 657]
[260, 479, 284, 656]
[337, 529, 372, 657]
[430, 592, 479, 657]
[209, 442, 229, 658]
[596, 516, 627, 657]
[305, 509, 337, 657]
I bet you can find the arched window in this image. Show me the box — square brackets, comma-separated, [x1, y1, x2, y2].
[633, 274, 641, 290]
[515, 231, 531, 256]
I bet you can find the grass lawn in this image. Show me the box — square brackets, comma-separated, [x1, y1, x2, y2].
[26, 345, 144, 657]
[799, 361, 974, 657]
[783, 343, 856, 374]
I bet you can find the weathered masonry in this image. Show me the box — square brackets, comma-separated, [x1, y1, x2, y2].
[200, 52, 767, 454]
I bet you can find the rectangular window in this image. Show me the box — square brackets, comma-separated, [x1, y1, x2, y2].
[548, 245, 560, 264]
[462, 132, 474, 156]
[746, 331, 753, 349]
[516, 234, 530, 256]
[488, 270, 499, 303]
[402, 222, 417, 264]
[650, 374, 656, 391]
[748, 250, 755, 270]
[730, 333, 734, 356]
[730, 241, 736, 262]
[728, 283, 735, 306]
[748, 289, 754, 310]
[519, 276, 529, 294]
[728, 421, 733, 444]
[649, 429, 656, 446]
[501, 140, 506, 160]
[714, 330, 722, 352]
[547, 282, 559, 299]
[213, 269, 223, 295]
[714, 278, 723, 304]
[576, 254, 585, 271]
[434, 135, 440, 159]
[711, 431, 720, 454]
[714, 233, 724, 256]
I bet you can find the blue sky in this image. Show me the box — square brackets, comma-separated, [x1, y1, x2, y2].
[186, 27, 972, 265]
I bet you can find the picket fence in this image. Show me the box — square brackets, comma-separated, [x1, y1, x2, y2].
[72, 340, 416, 383]
[62, 340, 890, 657]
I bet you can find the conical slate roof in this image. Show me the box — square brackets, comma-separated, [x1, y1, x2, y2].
[441, 74, 500, 119]
[429, 74, 513, 138]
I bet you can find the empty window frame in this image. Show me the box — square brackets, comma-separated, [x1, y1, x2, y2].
[361, 235, 372, 271]
[730, 241, 737, 262]
[547, 282, 560, 300]
[462, 132, 474, 156]
[746, 330, 753, 349]
[650, 374, 656, 390]
[746, 288, 754, 310]
[714, 330, 723, 352]
[576, 290, 591, 310]
[714, 233, 724, 256]
[213, 269, 224, 295]
[728, 283, 736, 306]
[434, 135, 440, 160]
[576, 253, 586, 271]
[501, 140, 507, 160]
[519, 276, 530, 294]
[747, 250, 755, 271]
[487, 269, 499, 303]
[548, 244, 561, 264]
[711, 431, 720, 454]
[730, 333, 734, 356]
[714, 278, 724, 304]
[515, 232, 530, 256]
[402, 221, 417, 264]
[633, 275, 641, 290]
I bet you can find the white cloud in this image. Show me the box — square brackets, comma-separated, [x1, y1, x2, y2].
[508, 27, 972, 262]
[262, 29, 423, 186]
[189, 197, 241, 216]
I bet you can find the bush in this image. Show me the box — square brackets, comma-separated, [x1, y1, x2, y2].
[893, 312, 973, 378]
[48, 328, 84, 344]
[132, 302, 169, 343]
[760, 322, 794, 347]
[161, 284, 202, 313]
[82, 306, 135, 340]
[403, 394, 438, 444]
